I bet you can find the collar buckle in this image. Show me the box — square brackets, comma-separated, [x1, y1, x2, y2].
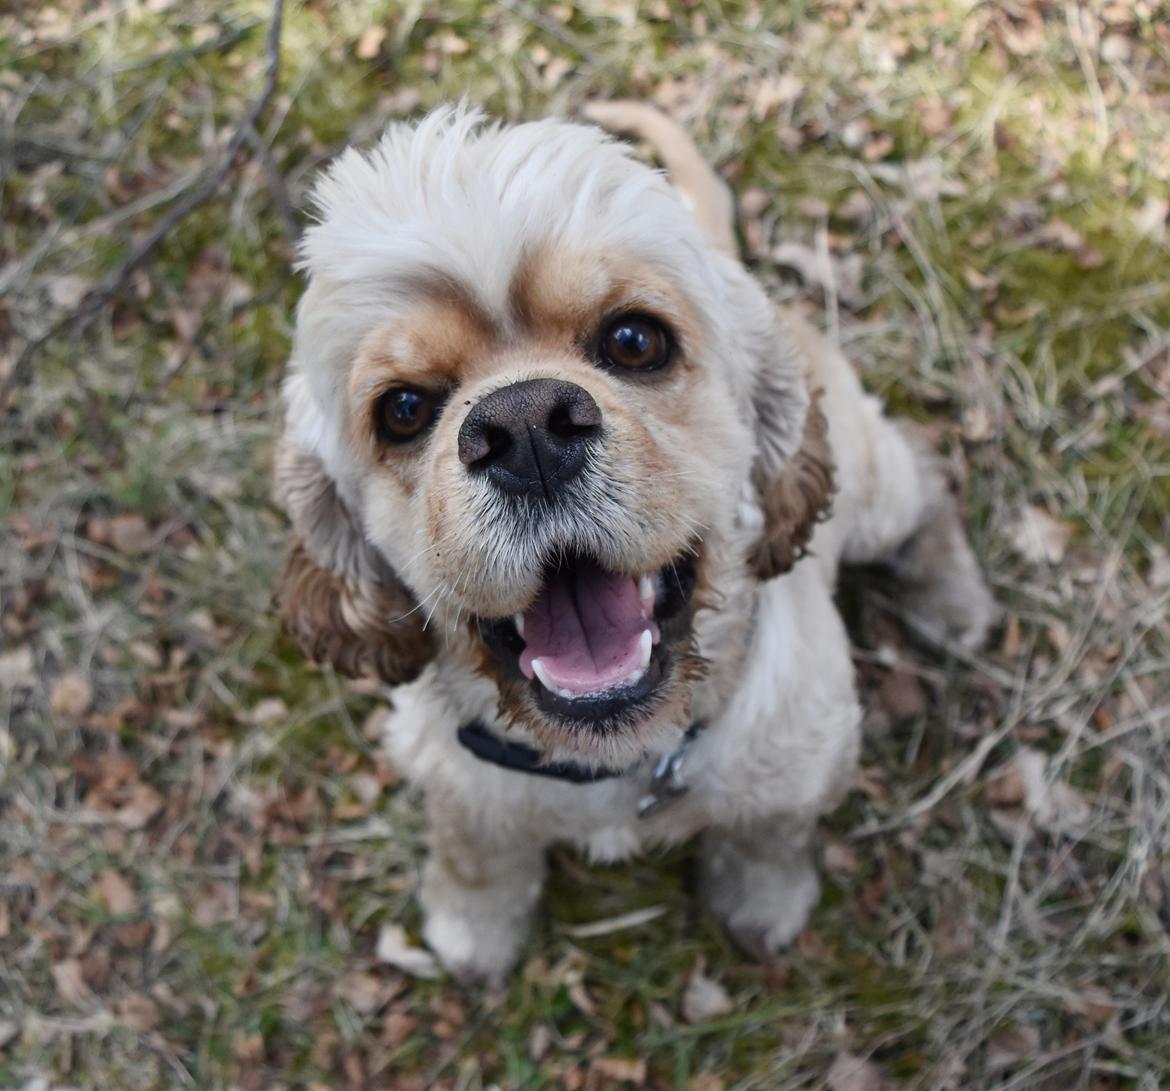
[637, 723, 704, 819]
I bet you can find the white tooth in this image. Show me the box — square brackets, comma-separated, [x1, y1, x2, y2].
[639, 575, 654, 612]
[639, 628, 652, 669]
[514, 613, 525, 638]
[559, 686, 576, 700]
[532, 659, 552, 691]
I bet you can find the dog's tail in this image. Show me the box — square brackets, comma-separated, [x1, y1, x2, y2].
[583, 101, 739, 259]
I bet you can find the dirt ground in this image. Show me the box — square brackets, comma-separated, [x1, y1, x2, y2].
[2, 1, 1168, 1088]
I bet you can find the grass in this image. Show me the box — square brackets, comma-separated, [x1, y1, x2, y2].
[2, 1, 1169, 1088]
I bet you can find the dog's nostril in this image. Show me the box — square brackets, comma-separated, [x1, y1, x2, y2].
[547, 403, 599, 442]
[483, 425, 512, 463]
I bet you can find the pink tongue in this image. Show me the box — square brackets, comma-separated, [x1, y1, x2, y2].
[519, 561, 650, 696]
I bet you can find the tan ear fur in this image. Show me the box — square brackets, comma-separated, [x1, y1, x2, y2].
[750, 389, 836, 580]
[274, 444, 433, 685]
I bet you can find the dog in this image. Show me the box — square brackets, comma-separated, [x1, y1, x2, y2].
[274, 101, 996, 984]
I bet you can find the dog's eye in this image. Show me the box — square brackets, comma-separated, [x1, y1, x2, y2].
[375, 386, 437, 443]
[599, 315, 671, 372]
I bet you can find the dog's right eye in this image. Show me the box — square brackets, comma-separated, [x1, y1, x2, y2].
[375, 385, 438, 443]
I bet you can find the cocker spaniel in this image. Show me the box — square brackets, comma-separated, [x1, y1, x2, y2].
[275, 102, 995, 984]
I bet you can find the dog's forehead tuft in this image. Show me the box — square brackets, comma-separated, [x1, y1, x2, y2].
[296, 104, 722, 317]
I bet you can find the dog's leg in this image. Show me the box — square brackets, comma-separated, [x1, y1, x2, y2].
[841, 418, 998, 651]
[420, 796, 547, 986]
[699, 816, 820, 960]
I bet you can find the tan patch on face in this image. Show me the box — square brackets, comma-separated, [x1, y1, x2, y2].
[345, 286, 498, 482]
[510, 245, 707, 367]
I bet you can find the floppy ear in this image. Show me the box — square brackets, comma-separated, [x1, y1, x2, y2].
[743, 305, 837, 581]
[274, 443, 434, 685]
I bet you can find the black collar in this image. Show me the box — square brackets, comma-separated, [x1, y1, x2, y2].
[456, 721, 626, 783]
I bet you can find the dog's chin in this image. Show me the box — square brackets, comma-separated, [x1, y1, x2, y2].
[475, 547, 701, 760]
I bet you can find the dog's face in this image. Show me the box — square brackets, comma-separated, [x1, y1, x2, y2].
[277, 108, 828, 763]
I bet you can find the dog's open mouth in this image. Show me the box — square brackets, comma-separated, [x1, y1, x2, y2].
[479, 550, 697, 726]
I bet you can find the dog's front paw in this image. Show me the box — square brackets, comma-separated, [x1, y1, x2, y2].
[700, 833, 821, 961]
[421, 902, 525, 987]
[419, 856, 538, 986]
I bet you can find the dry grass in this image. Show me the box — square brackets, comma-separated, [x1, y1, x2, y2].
[2, 2, 1168, 1088]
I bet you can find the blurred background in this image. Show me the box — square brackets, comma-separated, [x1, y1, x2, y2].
[1, 2, 1168, 1088]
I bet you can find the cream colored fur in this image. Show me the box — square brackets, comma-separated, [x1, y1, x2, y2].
[276, 103, 996, 983]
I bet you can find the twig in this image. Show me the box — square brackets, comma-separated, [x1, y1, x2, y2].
[243, 121, 300, 243]
[0, 0, 285, 411]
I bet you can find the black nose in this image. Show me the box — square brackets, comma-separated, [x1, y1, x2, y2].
[458, 379, 602, 498]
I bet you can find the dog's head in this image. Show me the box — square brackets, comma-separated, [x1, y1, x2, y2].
[276, 107, 832, 763]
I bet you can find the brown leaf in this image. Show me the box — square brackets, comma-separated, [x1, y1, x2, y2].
[50, 672, 93, 719]
[987, 1025, 1041, 1071]
[875, 667, 927, 721]
[591, 1057, 647, 1084]
[243, 697, 289, 726]
[115, 992, 160, 1030]
[1009, 505, 1071, 565]
[688, 1076, 725, 1091]
[355, 25, 386, 59]
[47, 275, 90, 308]
[51, 959, 93, 1008]
[827, 1052, 891, 1091]
[681, 960, 734, 1023]
[335, 972, 386, 1015]
[96, 868, 137, 915]
[0, 646, 36, 691]
[115, 783, 163, 829]
[917, 99, 953, 137]
[1015, 747, 1092, 836]
[96, 513, 152, 555]
[382, 1008, 418, 1047]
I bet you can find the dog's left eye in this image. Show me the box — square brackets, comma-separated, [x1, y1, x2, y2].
[598, 315, 672, 372]
[375, 385, 438, 443]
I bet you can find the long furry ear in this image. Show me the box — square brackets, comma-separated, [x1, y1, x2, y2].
[750, 386, 836, 580]
[733, 289, 838, 582]
[274, 444, 433, 685]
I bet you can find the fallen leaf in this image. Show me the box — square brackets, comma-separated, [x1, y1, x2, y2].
[987, 1024, 1041, 1071]
[682, 960, 734, 1023]
[95, 513, 152, 555]
[115, 783, 164, 829]
[0, 646, 36, 691]
[375, 923, 440, 979]
[591, 1057, 646, 1084]
[1014, 747, 1092, 836]
[382, 1008, 418, 1046]
[875, 667, 927, 721]
[50, 672, 93, 719]
[824, 838, 858, 874]
[772, 241, 865, 308]
[48, 274, 89, 308]
[335, 972, 386, 1014]
[96, 868, 137, 915]
[1009, 505, 1071, 565]
[355, 25, 386, 59]
[918, 98, 953, 137]
[244, 697, 289, 726]
[51, 959, 93, 1007]
[688, 1076, 725, 1091]
[827, 1052, 890, 1091]
[115, 992, 160, 1031]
